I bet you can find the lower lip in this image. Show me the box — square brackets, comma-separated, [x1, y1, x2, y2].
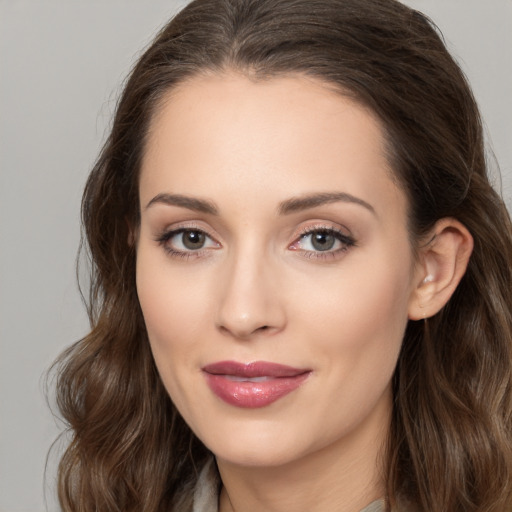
[203, 372, 310, 408]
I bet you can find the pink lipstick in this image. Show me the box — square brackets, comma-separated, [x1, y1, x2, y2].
[202, 361, 310, 408]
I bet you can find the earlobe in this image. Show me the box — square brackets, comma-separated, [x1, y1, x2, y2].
[408, 218, 473, 320]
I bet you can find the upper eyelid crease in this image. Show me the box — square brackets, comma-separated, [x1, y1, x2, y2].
[156, 226, 216, 242]
[157, 226, 354, 260]
[296, 227, 356, 244]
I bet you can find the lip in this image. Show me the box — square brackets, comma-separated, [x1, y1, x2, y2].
[202, 360, 311, 408]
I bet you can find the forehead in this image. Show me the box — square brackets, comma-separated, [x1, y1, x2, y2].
[140, 71, 406, 222]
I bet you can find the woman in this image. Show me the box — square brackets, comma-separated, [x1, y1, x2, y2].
[53, 0, 512, 510]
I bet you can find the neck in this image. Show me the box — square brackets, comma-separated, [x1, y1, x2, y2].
[217, 394, 391, 512]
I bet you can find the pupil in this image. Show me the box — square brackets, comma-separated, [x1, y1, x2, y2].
[312, 231, 335, 251]
[183, 230, 205, 250]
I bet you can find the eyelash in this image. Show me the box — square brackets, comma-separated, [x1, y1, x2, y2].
[290, 225, 356, 260]
[155, 224, 356, 261]
[155, 224, 218, 260]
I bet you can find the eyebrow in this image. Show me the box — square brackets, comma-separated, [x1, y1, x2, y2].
[278, 192, 375, 215]
[145, 191, 375, 216]
[145, 193, 219, 215]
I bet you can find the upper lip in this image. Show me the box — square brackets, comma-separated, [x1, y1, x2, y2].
[202, 360, 310, 378]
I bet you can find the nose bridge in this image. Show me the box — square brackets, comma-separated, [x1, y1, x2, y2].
[216, 241, 285, 339]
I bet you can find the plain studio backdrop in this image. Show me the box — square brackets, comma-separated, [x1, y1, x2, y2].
[0, 1, 511, 511]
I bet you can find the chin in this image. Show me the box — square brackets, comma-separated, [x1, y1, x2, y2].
[198, 419, 321, 469]
[214, 445, 302, 469]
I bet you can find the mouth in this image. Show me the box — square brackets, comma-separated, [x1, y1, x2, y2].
[202, 361, 311, 408]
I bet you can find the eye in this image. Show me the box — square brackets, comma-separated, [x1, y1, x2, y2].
[289, 227, 355, 258]
[173, 230, 208, 250]
[302, 231, 338, 251]
[156, 228, 220, 257]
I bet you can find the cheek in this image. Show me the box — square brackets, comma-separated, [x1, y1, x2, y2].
[292, 255, 412, 441]
[135, 250, 215, 424]
[297, 247, 413, 377]
[135, 246, 209, 370]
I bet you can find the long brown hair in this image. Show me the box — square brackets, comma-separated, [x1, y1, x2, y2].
[52, 0, 512, 510]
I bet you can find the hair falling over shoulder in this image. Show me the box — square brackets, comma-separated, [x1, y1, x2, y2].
[51, 0, 512, 510]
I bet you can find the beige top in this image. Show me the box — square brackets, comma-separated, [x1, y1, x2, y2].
[192, 459, 386, 512]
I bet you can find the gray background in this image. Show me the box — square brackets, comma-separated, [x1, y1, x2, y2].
[1, 1, 511, 511]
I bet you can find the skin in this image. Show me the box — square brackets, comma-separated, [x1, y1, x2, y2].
[135, 72, 469, 512]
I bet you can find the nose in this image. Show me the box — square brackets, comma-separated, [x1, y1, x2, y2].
[215, 251, 286, 340]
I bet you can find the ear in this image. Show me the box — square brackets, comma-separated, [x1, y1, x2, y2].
[408, 218, 473, 320]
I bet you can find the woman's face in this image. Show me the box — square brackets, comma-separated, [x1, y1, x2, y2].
[136, 72, 421, 468]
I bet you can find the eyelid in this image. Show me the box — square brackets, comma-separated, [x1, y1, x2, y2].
[155, 222, 221, 259]
[153, 219, 356, 261]
[155, 220, 219, 241]
[295, 221, 351, 238]
[288, 222, 356, 259]
[292, 221, 354, 243]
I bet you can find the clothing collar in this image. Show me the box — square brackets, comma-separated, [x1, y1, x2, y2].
[192, 458, 386, 512]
